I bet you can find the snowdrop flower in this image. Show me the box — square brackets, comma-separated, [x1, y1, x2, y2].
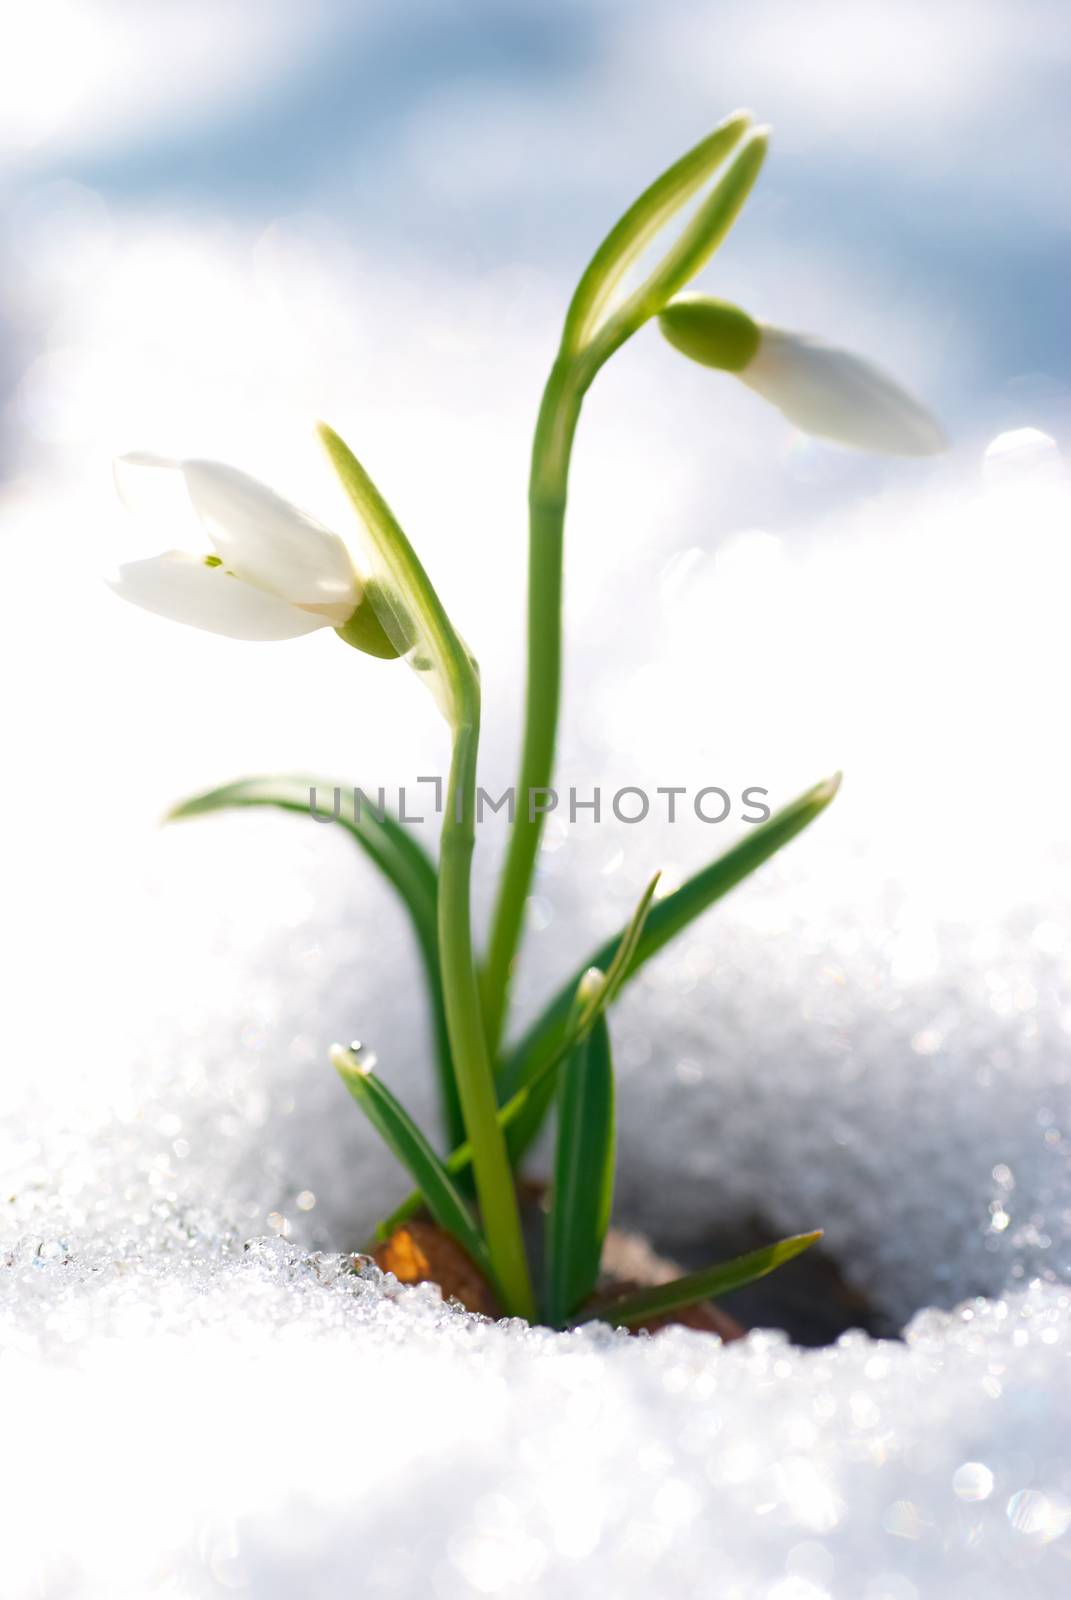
[659, 296, 946, 455]
[109, 453, 398, 655]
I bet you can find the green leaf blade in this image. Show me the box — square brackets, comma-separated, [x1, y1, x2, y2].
[374, 1040, 558, 1241]
[318, 424, 476, 730]
[501, 774, 841, 1110]
[544, 1012, 616, 1327]
[572, 1231, 822, 1329]
[586, 871, 660, 1018]
[331, 1044, 492, 1283]
[168, 774, 463, 1151]
[561, 111, 753, 355]
[168, 773, 437, 922]
[372, 776, 839, 1245]
[632, 128, 768, 324]
[374, 971, 598, 1241]
[503, 871, 659, 1164]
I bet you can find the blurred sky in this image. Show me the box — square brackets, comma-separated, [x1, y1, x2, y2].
[2, 0, 1069, 447]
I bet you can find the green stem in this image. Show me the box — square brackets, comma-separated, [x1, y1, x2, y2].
[482, 356, 587, 1052]
[441, 714, 536, 1320]
[317, 422, 535, 1317]
[480, 126, 768, 1056]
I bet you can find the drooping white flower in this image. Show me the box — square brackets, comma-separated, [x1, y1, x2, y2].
[659, 296, 946, 456]
[739, 328, 946, 455]
[109, 453, 395, 649]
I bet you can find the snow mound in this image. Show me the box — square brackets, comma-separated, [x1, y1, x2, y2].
[4, 243, 1071, 1592]
[3, 1235, 1071, 1599]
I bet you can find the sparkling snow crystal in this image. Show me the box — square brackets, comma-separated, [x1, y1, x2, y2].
[3, 215, 1071, 1594]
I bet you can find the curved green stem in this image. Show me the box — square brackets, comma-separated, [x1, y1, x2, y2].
[481, 128, 767, 1057]
[440, 713, 535, 1319]
[319, 422, 534, 1318]
[481, 357, 587, 1052]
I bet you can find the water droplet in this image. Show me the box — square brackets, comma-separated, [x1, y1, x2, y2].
[952, 1462, 993, 1501]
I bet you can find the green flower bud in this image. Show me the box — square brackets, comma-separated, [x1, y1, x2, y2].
[658, 295, 761, 373]
[334, 581, 404, 659]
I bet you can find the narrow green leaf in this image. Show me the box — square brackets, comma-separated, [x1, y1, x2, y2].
[578, 872, 660, 1026]
[504, 871, 660, 1164]
[373, 980, 590, 1242]
[561, 111, 753, 355]
[578, 128, 769, 378]
[544, 1013, 616, 1327]
[500, 774, 841, 1111]
[571, 1231, 822, 1328]
[372, 1050, 550, 1242]
[168, 774, 463, 1151]
[627, 129, 768, 328]
[318, 423, 477, 730]
[370, 767, 835, 1239]
[503, 1067, 558, 1171]
[331, 1044, 493, 1283]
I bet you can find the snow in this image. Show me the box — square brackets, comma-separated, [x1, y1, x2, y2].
[5, 1242, 1071, 1597]
[4, 161, 1071, 1596]
[5, 427, 1071, 1594]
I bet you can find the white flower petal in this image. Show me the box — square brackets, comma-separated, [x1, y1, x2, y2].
[107, 551, 329, 640]
[181, 460, 359, 623]
[741, 328, 946, 456]
[113, 453, 207, 547]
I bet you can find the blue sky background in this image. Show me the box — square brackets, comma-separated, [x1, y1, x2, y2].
[4, 0, 1069, 452]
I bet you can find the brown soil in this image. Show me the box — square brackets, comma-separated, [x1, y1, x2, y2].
[372, 1218, 744, 1338]
[373, 1220, 500, 1318]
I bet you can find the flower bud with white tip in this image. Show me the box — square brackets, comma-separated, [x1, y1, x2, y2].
[108, 453, 400, 655]
[659, 296, 946, 456]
